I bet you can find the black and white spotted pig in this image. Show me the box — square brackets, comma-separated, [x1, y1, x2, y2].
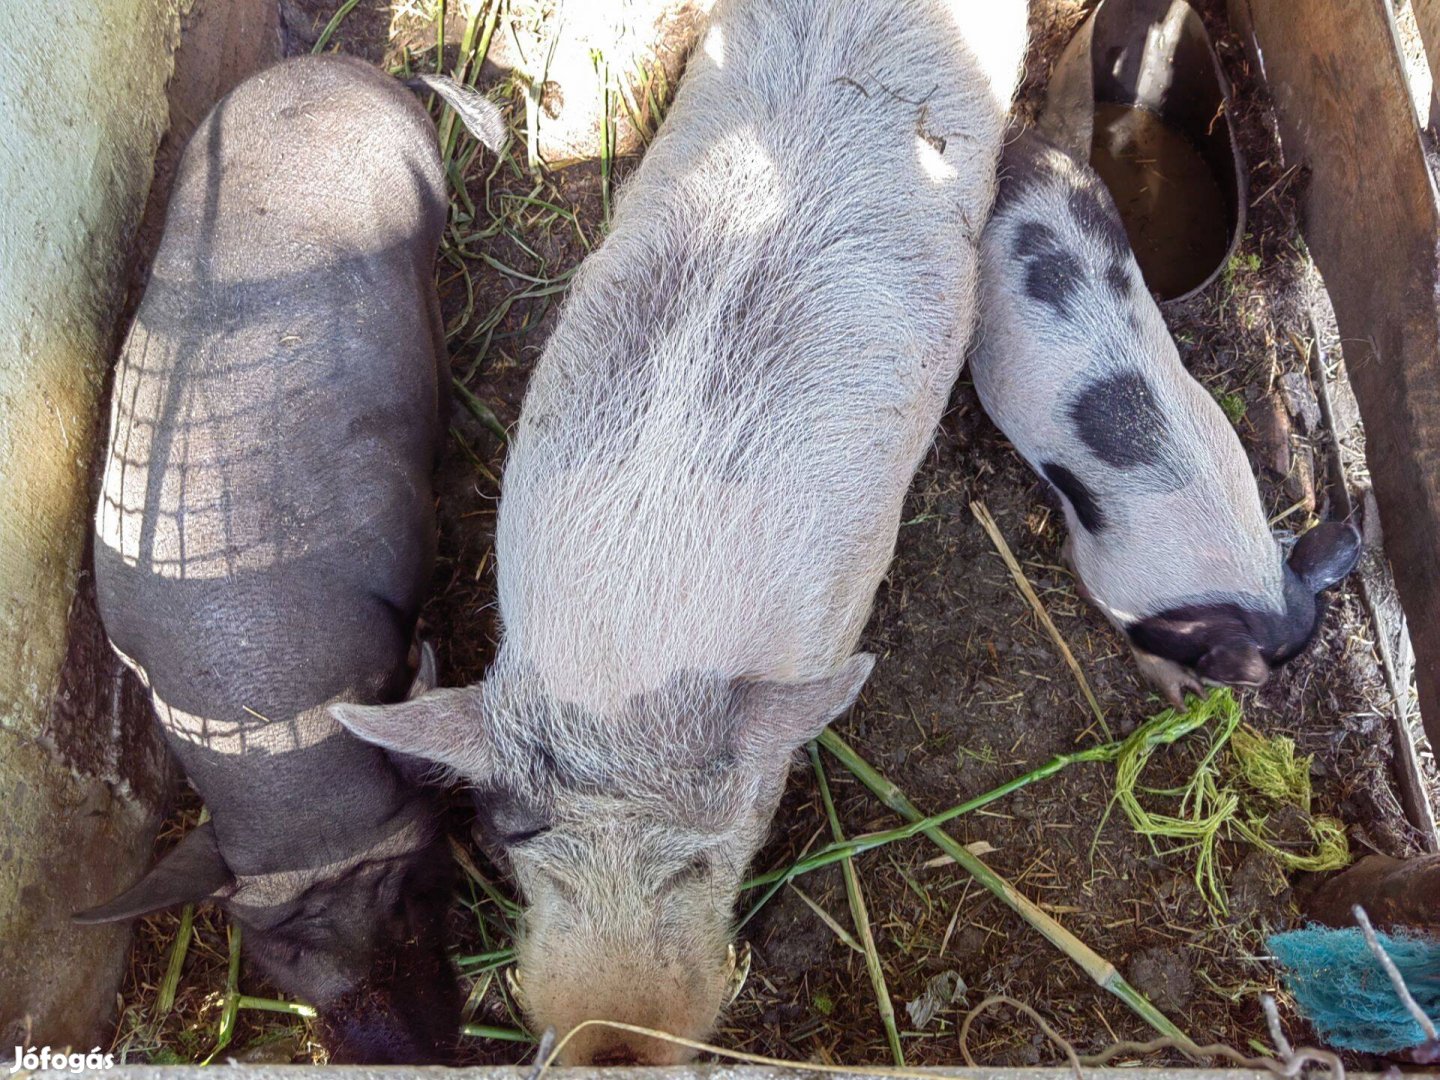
[972, 131, 1361, 706]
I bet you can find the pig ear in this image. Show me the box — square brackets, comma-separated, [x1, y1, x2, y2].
[1289, 522, 1362, 593]
[330, 686, 493, 781]
[407, 640, 439, 698]
[73, 820, 234, 923]
[735, 653, 876, 754]
[1197, 642, 1269, 688]
[383, 643, 450, 787]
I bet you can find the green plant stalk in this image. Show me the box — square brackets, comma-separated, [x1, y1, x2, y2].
[455, 947, 518, 969]
[617, 76, 649, 146]
[593, 50, 614, 228]
[744, 742, 1117, 892]
[450, 426, 501, 486]
[237, 996, 317, 1019]
[204, 923, 243, 1063]
[451, 836, 523, 919]
[810, 745, 904, 1067]
[818, 729, 1191, 1045]
[461, 970, 495, 1025]
[461, 1024, 537, 1043]
[311, 0, 362, 54]
[453, 379, 510, 443]
[735, 874, 788, 930]
[439, 0, 484, 155]
[434, 0, 446, 89]
[154, 903, 195, 1017]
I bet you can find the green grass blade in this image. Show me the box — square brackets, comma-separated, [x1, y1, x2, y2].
[311, 0, 362, 54]
[461, 1024, 537, 1043]
[810, 745, 905, 1067]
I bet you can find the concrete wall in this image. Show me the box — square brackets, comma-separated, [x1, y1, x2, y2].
[0, 0, 278, 1049]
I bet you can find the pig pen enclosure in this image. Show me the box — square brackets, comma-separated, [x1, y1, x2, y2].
[37, 0, 1440, 1070]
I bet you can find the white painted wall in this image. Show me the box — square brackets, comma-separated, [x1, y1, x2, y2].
[0, 0, 186, 1045]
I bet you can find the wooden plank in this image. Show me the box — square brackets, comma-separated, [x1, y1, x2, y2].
[1309, 315, 1439, 849]
[1229, 0, 1440, 759]
[1413, 0, 1440, 126]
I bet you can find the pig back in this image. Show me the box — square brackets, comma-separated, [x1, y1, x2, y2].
[494, 0, 1026, 710]
[973, 135, 1282, 622]
[94, 56, 446, 809]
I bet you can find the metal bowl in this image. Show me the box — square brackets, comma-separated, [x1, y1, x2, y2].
[1039, 0, 1247, 303]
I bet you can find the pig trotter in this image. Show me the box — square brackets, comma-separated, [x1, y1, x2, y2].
[1132, 648, 1204, 709]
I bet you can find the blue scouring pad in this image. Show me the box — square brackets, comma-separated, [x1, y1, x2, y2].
[1270, 925, 1440, 1054]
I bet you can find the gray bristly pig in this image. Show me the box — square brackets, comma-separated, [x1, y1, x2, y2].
[972, 131, 1361, 707]
[79, 56, 504, 1064]
[326, 0, 1027, 1065]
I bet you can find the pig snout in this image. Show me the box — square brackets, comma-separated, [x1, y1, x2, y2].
[516, 940, 742, 1066]
[1124, 521, 1363, 704]
[1131, 643, 1265, 709]
[504, 852, 746, 1066]
[320, 976, 459, 1066]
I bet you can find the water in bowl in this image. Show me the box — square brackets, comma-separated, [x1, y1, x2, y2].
[1090, 101, 1229, 301]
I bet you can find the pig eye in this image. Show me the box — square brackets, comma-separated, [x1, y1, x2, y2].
[662, 855, 711, 892]
[540, 870, 579, 906]
[473, 788, 552, 848]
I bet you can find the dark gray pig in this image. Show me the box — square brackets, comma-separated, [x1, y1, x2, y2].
[79, 55, 504, 1063]
[972, 131, 1361, 706]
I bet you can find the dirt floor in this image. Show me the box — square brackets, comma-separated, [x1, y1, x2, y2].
[108, 0, 1435, 1067]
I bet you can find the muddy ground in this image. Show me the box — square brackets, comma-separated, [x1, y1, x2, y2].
[109, 0, 1433, 1067]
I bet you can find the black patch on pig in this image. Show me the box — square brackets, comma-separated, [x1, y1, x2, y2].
[1027, 252, 1084, 316]
[1013, 222, 1083, 317]
[1067, 370, 1177, 472]
[1126, 568, 1325, 686]
[1105, 261, 1131, 298]
[993, 130, 1063, 213]
[1013, 221, 1058, 260]
[1067, 183, 1130, 258]
[1042, 461, 1106, 532]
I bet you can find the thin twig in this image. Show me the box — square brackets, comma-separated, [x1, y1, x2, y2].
[1353, 904, 1439, 1041]
[971, 500, 1110, 739]
[786, 883, 864, 954]
[527, 1018, 989, 1080]
[958, 995, 1083, 1079]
